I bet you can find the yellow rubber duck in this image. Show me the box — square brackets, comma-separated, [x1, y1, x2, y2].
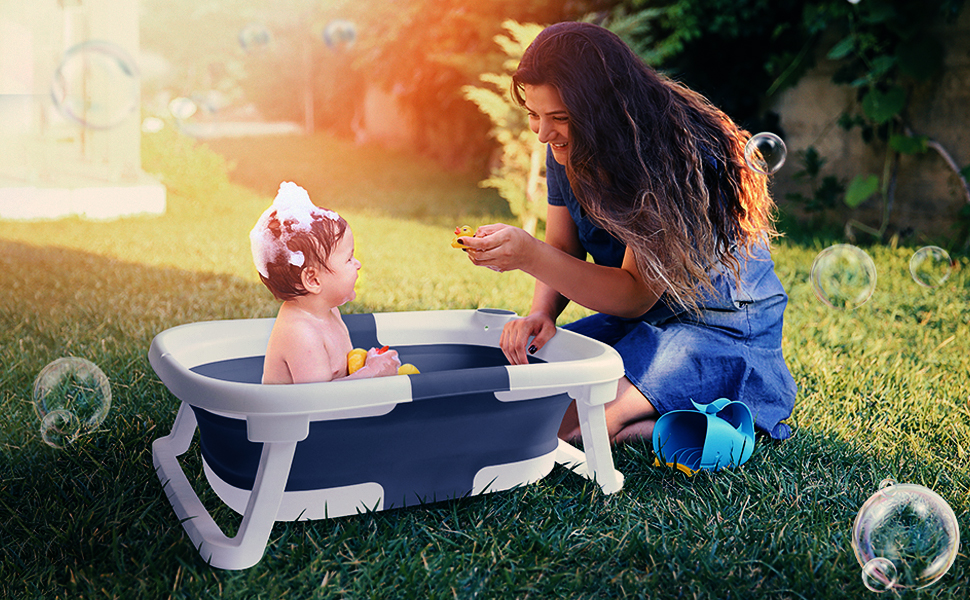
[347, 348, 368, 375]
[397, 363, 420, 375]
[347, 347, 420, 376]
[451, 225, 475, 249]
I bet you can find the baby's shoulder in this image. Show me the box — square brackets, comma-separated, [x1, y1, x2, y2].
[270, 308, 317, 344]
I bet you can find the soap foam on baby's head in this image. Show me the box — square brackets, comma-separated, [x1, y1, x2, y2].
[250, 182, 346, 300]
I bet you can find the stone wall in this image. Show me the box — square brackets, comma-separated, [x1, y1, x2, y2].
[770, 9, 970, 241]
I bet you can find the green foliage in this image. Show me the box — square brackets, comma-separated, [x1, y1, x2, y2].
[462, 21, 547, 235]
[603, 0, 967, 241]
[140, 124, 234, 212]
[204, 132, 510, 227]
[785, 147, 845, 214]
[859, 86, 906, 125]
[601, 0, 813, 127]
[844, 174, 880, 209]
[888, 133, 928, 155]
[808, 0, 965, 237]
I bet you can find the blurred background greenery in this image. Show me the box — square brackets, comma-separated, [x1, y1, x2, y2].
[139, 0, 970, 247]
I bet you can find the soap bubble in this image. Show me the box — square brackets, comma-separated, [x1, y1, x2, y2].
[50, 40, 140, 129]
[810, 244, 877, 310]
[40, 409, 80, 448]
[909, 246, 952, 288]
[744, 132, 787, 175]
[33, 357, 111, 432]
[238, 23, 272, 52]
[323, 20, 357, 50]
[141, 116, 164, 133]
[168, 96, 197, 121]
[861, 557, 898, 592]
[852, 480, 960, 591]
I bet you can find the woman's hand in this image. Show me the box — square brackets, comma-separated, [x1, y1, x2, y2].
[459, 224, 537, 273]
[501, 312, 557, 365]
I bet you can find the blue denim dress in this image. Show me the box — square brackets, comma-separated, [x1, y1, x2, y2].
[547, 149, 796, 439]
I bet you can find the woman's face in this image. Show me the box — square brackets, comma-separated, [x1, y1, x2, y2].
[524, 84, 570, 166]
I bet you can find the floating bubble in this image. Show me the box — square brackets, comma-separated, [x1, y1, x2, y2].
[852, 481, 960, 591]
[50, 40, 140, 129]
[744, 132, 787, 175]
[810, 244, 877, 310]
[861, 557, 898, 593]
[238, 23, 272, 52]
[909, 246, 952, 288]
[168, 97, 198, 121]
[141, 116, 164, 133]
[323, 20, 357, 50]
[33, 357, 111, 432]
[191, 91, 224, 116]
[40, 409, 80, 448]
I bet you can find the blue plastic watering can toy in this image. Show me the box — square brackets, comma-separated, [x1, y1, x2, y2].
[652, 398, 755, 476]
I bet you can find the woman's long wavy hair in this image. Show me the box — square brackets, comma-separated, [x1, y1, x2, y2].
[512, 21, 779, 313]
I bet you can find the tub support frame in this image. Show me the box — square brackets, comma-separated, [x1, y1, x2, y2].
[150, 310, 625, 570]
[154, 403, 301, 569]
[153, 393, 623, 570]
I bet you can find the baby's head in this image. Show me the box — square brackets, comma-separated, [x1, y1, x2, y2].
[250, 182, 348, 301]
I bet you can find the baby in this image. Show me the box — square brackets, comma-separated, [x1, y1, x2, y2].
[250, 181, 400, 384]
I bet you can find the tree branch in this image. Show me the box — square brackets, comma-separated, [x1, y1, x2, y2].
[903, 126, 970, 205]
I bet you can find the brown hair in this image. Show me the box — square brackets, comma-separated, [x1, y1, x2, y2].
[512, 22, 778, 312]
[258, 209, 348, 301]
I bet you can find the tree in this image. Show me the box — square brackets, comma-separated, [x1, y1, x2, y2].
[805, 0, 970, 242]
[598, 0, 813, 129]
[599, 0, 970, 246]
[462, 21, 546, 235]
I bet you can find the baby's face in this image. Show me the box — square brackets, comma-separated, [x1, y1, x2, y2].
[323, 228, 361, 306]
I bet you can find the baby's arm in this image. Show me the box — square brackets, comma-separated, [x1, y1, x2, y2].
[343, 347, 401, 379]
[282, 325, 343, 383]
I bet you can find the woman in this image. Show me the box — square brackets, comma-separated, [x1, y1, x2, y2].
[459, 22, 796, 443]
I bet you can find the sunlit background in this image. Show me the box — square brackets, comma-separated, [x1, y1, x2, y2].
[0, 0, 592, 220]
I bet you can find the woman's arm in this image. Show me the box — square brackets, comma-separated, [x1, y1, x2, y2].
[527, 205, 582, 321]
[496, 206, 579, 364]
[464, 220, 664, 319]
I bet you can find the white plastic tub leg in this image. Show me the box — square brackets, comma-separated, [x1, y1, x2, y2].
[153, 402, 297, 570]
[555, 381, 624, 494]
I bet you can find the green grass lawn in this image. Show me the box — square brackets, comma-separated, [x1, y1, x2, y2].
[1, 130, 968, 599]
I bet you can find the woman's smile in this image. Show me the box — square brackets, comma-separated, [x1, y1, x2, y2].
[524, 84, 571, 165]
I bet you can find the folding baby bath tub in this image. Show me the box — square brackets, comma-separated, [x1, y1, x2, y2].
[150, 308, 625, 569]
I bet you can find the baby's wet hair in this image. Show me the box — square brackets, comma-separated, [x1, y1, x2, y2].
[259, 209, 348, 301]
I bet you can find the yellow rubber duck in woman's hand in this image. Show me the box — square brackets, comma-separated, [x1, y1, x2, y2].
[451, 225, 475, 249]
